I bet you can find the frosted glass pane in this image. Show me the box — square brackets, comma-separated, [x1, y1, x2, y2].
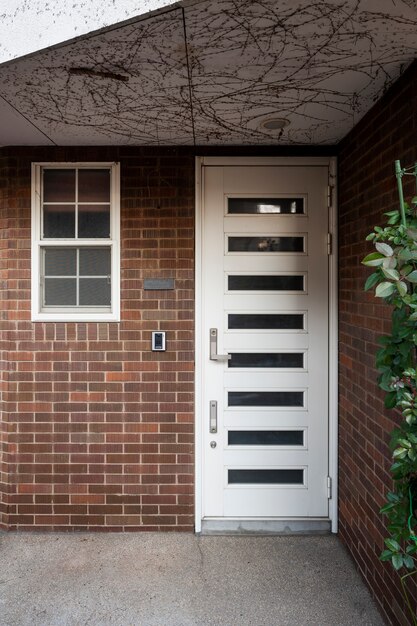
[43, 205, 75, 238]
[228, 275, 304, 291]
[228, 469, 304, 484]
[79, 248, 111, 276]
[228, 314, 304, 330]
[79, 278, 111, 305]
[44, 249, 76, 276]
[228, 431, 304, 446]
[44, 278, 76, 305]
[78, 169, 110, 202]
[78, 205, 110, 238]
[228, 391, 304, 407]
[228, 236, 304, 253]
[229, 353, 304, 368]
[43, 169, 75, 202]
[228, 198, 304, 215]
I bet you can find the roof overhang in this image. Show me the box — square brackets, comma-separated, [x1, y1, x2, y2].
[1, 0, 417, 147]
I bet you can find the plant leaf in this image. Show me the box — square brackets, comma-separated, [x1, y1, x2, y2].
[364, 273, 380, 291]
[376, 242, 394, 257]
[383, 256, 397, 269]
[380, 549, 393, 560]
[396, 281, 407, 296]
[407, 270, 417, 283]
[384, 391, 397, 409]
[385, 538, 401, 551]
[375, 282, 396, 298]
[392, 554, 404, 570]
[362, 252, 385, 267]
[399, 249, 412, 261]
[382, 268, 400, 281]
[407, 228, 417, 240]
[404, 555, 415, 569]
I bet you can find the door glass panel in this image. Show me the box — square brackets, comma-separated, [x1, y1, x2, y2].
[228, 198, 304, 215]
[228, 391, 304, 407]
[228, 431, 304, 446]
[228, 313, 304, 330]
[228, 236, 304, 253]
[228, 469, 304, 484]
[229, 353, 304, 368]
[228, 275, 304, 291]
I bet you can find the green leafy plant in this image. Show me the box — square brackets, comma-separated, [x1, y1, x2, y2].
[363, 162, 417, 624]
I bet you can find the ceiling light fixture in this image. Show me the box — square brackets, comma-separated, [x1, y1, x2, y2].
[259, 117, 290, 131]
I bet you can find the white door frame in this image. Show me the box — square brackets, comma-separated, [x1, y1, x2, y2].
[195, 156, 338, 533]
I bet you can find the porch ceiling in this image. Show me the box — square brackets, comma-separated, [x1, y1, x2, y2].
[1, 0, 417, 147]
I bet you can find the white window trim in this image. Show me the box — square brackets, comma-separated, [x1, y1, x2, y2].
[31, 161, 121, 322]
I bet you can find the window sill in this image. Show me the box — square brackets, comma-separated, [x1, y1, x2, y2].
[31, 311, 120, 322]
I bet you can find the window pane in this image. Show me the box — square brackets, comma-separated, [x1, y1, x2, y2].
[79, 248, 111, 276]
[44, 249, 76, 276]
[43, 205, 75, 238]
[44, 278, 76, 305]
[228, 198, 304, 215]
[228, 431, 304, 446]
[79, 278, 111, 305]
[78, 205, 110, 238]
[78, 169, 110, 202]
[228, 391, 304, 407]
[229, 353, 304, 368]
[228, 313, 304, 330]
[228, 469, 304, 484]
[43, 169, 76, 202]
[228, 236, 304, 253]
[228, 275, 304, 291]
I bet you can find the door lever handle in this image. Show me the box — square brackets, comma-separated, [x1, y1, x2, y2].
[210, 328, 231, 361]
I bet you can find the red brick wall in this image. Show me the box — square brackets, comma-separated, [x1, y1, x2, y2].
[338, 61, 417, 625]
[0, 150, 12, 528]
[0, 146, 195, 531]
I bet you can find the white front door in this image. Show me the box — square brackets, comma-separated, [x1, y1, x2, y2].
[200, 161, 330, 523]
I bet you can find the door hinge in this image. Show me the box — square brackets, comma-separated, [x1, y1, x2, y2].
[327, 476, 332, 499]
[327, 184, 334, 209]
[327, 232, 332, 255]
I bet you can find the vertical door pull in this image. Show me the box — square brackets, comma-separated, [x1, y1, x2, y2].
[209, 328, 231, 361]
[210, 400, 217, 433]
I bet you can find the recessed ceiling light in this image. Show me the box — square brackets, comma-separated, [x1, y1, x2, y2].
[260, 117, 290, 131]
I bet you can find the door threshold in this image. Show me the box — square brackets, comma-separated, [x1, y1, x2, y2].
[200, 518, 331, 535]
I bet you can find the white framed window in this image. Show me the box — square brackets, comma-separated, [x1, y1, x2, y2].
[31, 162, 120, 322]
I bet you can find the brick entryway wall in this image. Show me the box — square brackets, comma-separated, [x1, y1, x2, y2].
[0, 146, 195, 531]
[3, 63, 417, 619]
[338, 60, 417, 625]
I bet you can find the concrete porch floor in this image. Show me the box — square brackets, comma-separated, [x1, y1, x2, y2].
[0, 533, 384, 626]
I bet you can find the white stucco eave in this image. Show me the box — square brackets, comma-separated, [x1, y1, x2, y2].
[1, 0, 417, 147]
[0, 0, 179, 65]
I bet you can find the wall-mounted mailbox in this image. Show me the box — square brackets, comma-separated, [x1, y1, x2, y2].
[152, 331, 166, 351]
[144, 278, 175, 290]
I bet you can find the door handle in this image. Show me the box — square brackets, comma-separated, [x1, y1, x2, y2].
[209, 328, 231, 361]
[210, 400, 217, 433]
